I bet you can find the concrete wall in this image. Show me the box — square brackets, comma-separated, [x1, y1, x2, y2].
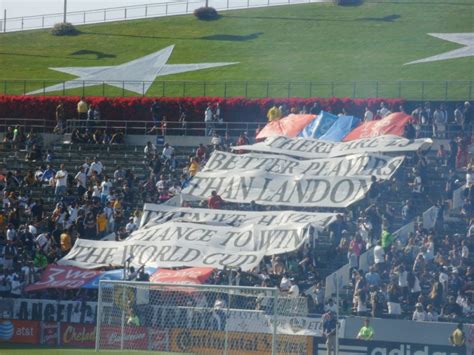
[345, 316, 467, 346]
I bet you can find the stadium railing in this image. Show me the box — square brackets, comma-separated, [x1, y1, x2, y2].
[0, 0, 326, 33]
[0, 118, 468, 140]
[0, 79, 472, 100]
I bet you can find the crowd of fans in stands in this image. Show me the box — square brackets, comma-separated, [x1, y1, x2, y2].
[0, 99, 472, 326]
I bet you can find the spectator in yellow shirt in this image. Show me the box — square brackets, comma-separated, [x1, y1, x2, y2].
[77, 96, 89, 121]
[267, 105, 282, 122]
[96, 211, 108, 239]
[188, 157, 200, 177]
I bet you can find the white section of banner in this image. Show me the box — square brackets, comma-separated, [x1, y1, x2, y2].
[232, 135, 432, 159]
[204, 151, 404, 180]
[182, 170, 371, 208]
[140, 204, 337, 230]
[422, 206, 439, 230]
[226, 310, 345, 337]
[59, 220, 308, 270]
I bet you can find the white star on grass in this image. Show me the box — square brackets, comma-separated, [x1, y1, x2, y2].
[405, 33, 474, 65]
[28, 45, 238, 95]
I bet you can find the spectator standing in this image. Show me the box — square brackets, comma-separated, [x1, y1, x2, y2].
[267, 105, 282, 122]
[364, 107, 374, 122]
[54, 164, 68, 199]
[204, 103, 214, 136]
[322, 311, 337, 355]
[54, 102, 66, 134]
[89, 156, 104, 177]
[77, 96, 88, 122]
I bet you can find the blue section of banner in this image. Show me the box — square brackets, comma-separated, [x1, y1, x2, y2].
[82, 267, 157, 288]
[319, 115, 361, 142]
[299, 111, 338, 138]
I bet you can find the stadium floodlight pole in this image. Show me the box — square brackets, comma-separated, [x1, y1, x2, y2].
[63, 0, 67, 23]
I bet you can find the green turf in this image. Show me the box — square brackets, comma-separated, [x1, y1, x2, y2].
[0, 0, 472, 98]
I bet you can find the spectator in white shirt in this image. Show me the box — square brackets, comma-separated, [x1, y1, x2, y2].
[412, 303, 426, 321]
[125, 218, 138, 234]
[377, 102, 391, 117]
[54, 164, 68, 198]
[161, 143, 174, 161]
[9, 275, 22, 298]
[425, 304, 439, 321]
[364, 107, 374, 122]
[324, 298, 338, 314]
[144, 141, 157, 159]
[100, 175, 113, 204]
[89, 156, 104, 177]
[288, 279, 300, 298]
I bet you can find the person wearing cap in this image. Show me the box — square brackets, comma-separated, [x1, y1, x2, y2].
[412, 303, 426, 321]
[357, 318, 374, 340]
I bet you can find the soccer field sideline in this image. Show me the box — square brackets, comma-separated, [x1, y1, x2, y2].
[0, 347, 192, 355]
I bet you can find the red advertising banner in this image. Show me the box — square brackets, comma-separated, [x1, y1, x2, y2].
[150, 267, 215, 285]
[343, 112, 412, 141]
[148, 328, 170, 351]
[41, 321, 59, 346]
[0, 320, 40, 344]
[25, 265, 103, 291]
[60, 323, 96, 348]
[100, 325, 148, 350]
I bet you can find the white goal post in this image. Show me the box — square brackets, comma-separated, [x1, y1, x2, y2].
[95, 280, 311, 354]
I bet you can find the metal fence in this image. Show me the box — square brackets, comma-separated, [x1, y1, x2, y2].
[1, 118, 469, 140]
[1, 79, 473, 100]
[0, 0, 326, 33]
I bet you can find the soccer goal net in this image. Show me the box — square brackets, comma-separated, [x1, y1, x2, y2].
[95, 280, 311, 354]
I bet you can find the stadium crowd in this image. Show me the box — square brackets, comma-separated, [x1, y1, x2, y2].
[0, 99, 472, 327]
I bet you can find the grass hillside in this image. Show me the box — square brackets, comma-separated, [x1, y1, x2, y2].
[0, 0, 472, 98]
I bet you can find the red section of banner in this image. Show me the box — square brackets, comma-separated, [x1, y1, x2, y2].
[25, 265, 103, 291]
[256, 114, 316, 139]
[343, 112, 411, 141]
[41, 322, 59, 346]
[100, 325, 148, 350]
[60, 323, 96, 348]
[0, 320, 40, 344]
[150, 267, 215, 285]
[148, 328, 170, 351]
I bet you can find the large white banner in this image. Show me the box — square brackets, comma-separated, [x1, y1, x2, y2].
[232, 135, 432, 159]
[140, 204, 337, 230]
[182, 170, 371, 208]
[59, 220, 309, 271]
[204, 151, 404, 180]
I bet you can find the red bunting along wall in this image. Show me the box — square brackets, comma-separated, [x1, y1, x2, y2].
[0, 95, 404, 124]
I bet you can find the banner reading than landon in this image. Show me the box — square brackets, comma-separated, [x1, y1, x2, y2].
[140, 204, 337, 230]
[182, 170, 371, 208]
[232, 135, 432, 159]
[58, 220, 309, 270]
[203, 151, 404, 180]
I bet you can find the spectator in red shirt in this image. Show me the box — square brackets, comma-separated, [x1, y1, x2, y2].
[195, 143, 206, 162]
[235, 132, 250, 154]
[208, 191, 224, 209]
